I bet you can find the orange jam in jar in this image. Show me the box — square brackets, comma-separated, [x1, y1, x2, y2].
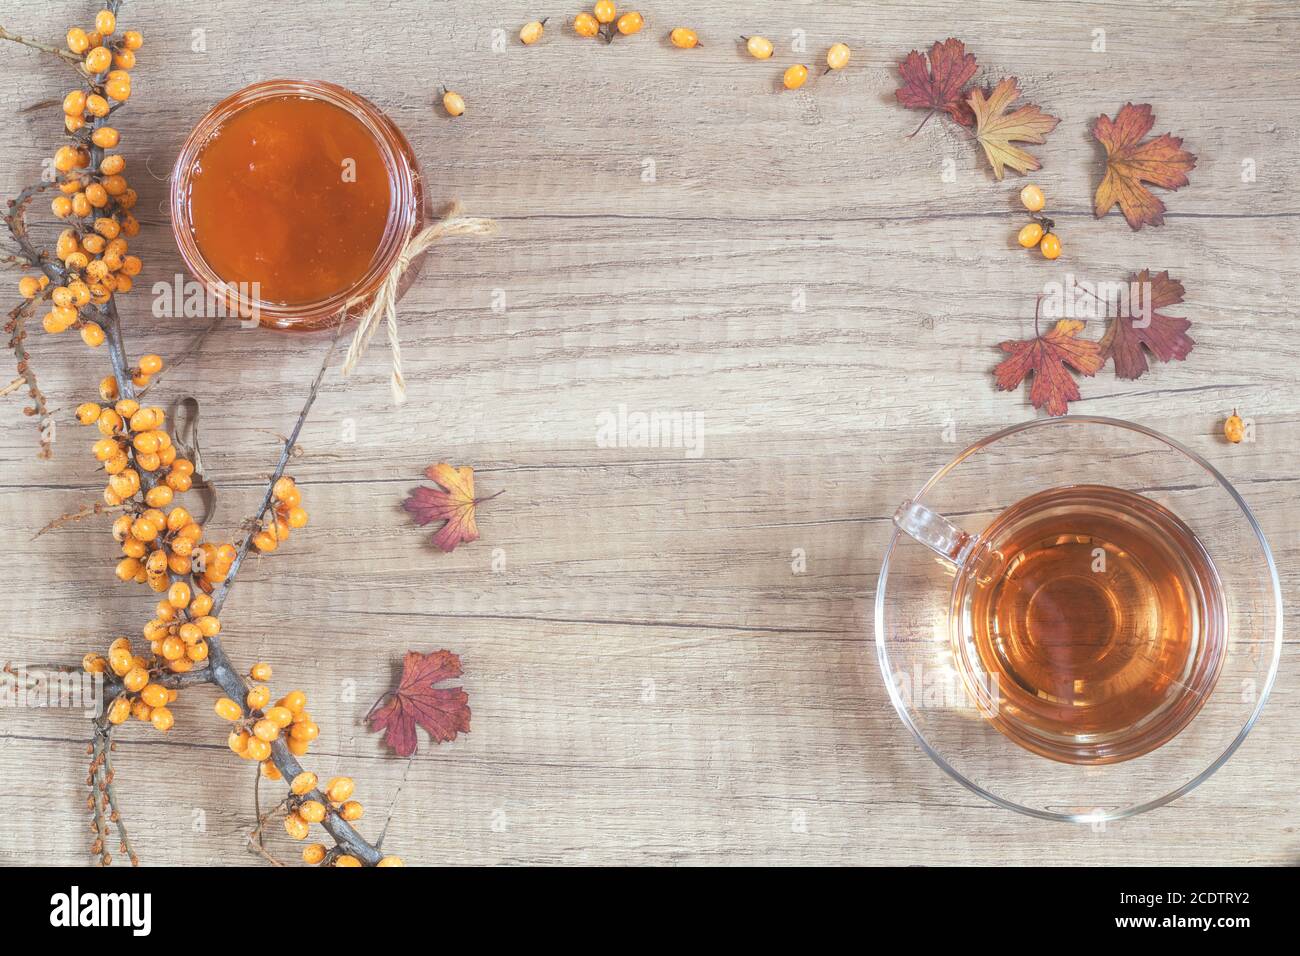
[171, 80, 427, 330]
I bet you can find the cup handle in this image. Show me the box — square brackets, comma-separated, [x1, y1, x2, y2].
[893, 499, 975, 568]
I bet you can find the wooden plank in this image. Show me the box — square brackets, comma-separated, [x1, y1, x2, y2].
[0, 0, 1297, 865]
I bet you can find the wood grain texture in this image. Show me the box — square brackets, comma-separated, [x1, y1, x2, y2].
[1, 0, 1298, 865]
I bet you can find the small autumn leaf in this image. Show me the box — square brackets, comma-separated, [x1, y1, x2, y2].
[1093, 103, 1197, 230]
[994, 307, 1104, 417]
[1099, 270, 1194, 380]
[967, 77, 1059, 180]
[895, 37, 979, 133]
[368, 650, 471, 758]
[402, 462, 501, 553]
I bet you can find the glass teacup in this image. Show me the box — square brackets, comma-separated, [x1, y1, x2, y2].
[875, 416, 1281, 822]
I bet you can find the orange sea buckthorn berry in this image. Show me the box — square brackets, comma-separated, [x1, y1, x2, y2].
[264, 706, 294, 729]
[76, 402, 101, 425]
[214, 697, 242, 721]
[190, 593, 213, 617]
[99, 375, 118, 400]
[85, 46, 111, 73]
[1039, 232, 1061, 260]
[289, 720, 319, 742]
[252, 719, 280, 742]
[91, 126, 120, 149]
[245, 737, 271, 762]
[1224, 410, 1245, 444]
[138, 353, 163, 374]
[1017, 222, 1044, 248]
[167, 581, 191, 610]
[326, 777, 355, 803]
[272, 476, 296, 499]
[252, 531, 278, 553]
[303, 843, 327, 865]
[441, 89, 465, 117]
[140, 683, 168, 708]
[279, 690, 307, 714]
[123, 30, 143, 51]
[340, 801, 364, 822]
[745, 35, 773, 59]
[18, 275, 41, 298]
[783, 64, 809, 89]
[1020, 184, 1046, 213]
[284, 813, 309, 841]
[573, 11, 599, 37]
[112, 48, 135, 70]
[80, 322, 106, 348]
[87, 94, 111, 119]
[62, 89, 87, 115]
[670, 27, 699, 48]
[286, 736, 311, 757]
[616, 11, 643, 35]
[826, 43, 851, 72]
[291, 771, 318, 795]
[105, 77, 131, 102]
[122, 666, 147, 693]
[95, 9, 116, 35]
[246, 686, 271, 710]
[519, 19, 546, 45]
[593, 0, 616, 24]
[228, 730, 250, 755]
[335, 855, 362, 867]
[298, 800, 327, 824]
[150, 706, 174, 732]
[377, 856, 404, 867]
[250, 662, 273, 682]
[107, 697, 130, 724]
[66, 27, 90, 54]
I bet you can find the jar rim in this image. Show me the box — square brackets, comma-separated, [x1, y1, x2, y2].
[169, 79, 419, 324]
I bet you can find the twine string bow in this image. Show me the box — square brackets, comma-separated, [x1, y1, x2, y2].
[340, 202, 496, 403]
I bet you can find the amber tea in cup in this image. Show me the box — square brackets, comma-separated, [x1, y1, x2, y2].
[878, 417, 1281, 821]
[948, 484, 1226, 765]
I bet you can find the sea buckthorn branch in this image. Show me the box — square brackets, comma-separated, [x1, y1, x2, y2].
[90, 720, 139, 865]
[4, 297, 53, 457]
[4, 2, 394, 867]
[93, 281, 386, 864]
[0, 25, 85, 66]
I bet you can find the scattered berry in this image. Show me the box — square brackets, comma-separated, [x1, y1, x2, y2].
[670, 27, 699, 49]
[442, 89, 465, 118]
[825, 42, 851, 72]
[744, 35, 773, 59]
[1224, 410, 1245, 444]
[519, 19, 547, 45]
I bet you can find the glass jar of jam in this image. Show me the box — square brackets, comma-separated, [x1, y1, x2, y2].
[170, 79, 428, 331]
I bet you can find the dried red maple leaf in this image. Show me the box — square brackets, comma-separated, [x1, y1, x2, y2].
[1093, 103, 1197, 230]
[994, 312, 1104, 417]
[402, 462, 501, 553]
[368, 650, 471, 758]
[1099, 270, 1193, 380]
[895, 38, 979, 132]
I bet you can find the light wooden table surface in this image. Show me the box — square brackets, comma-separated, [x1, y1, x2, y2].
[1, 0, 1297, 866]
